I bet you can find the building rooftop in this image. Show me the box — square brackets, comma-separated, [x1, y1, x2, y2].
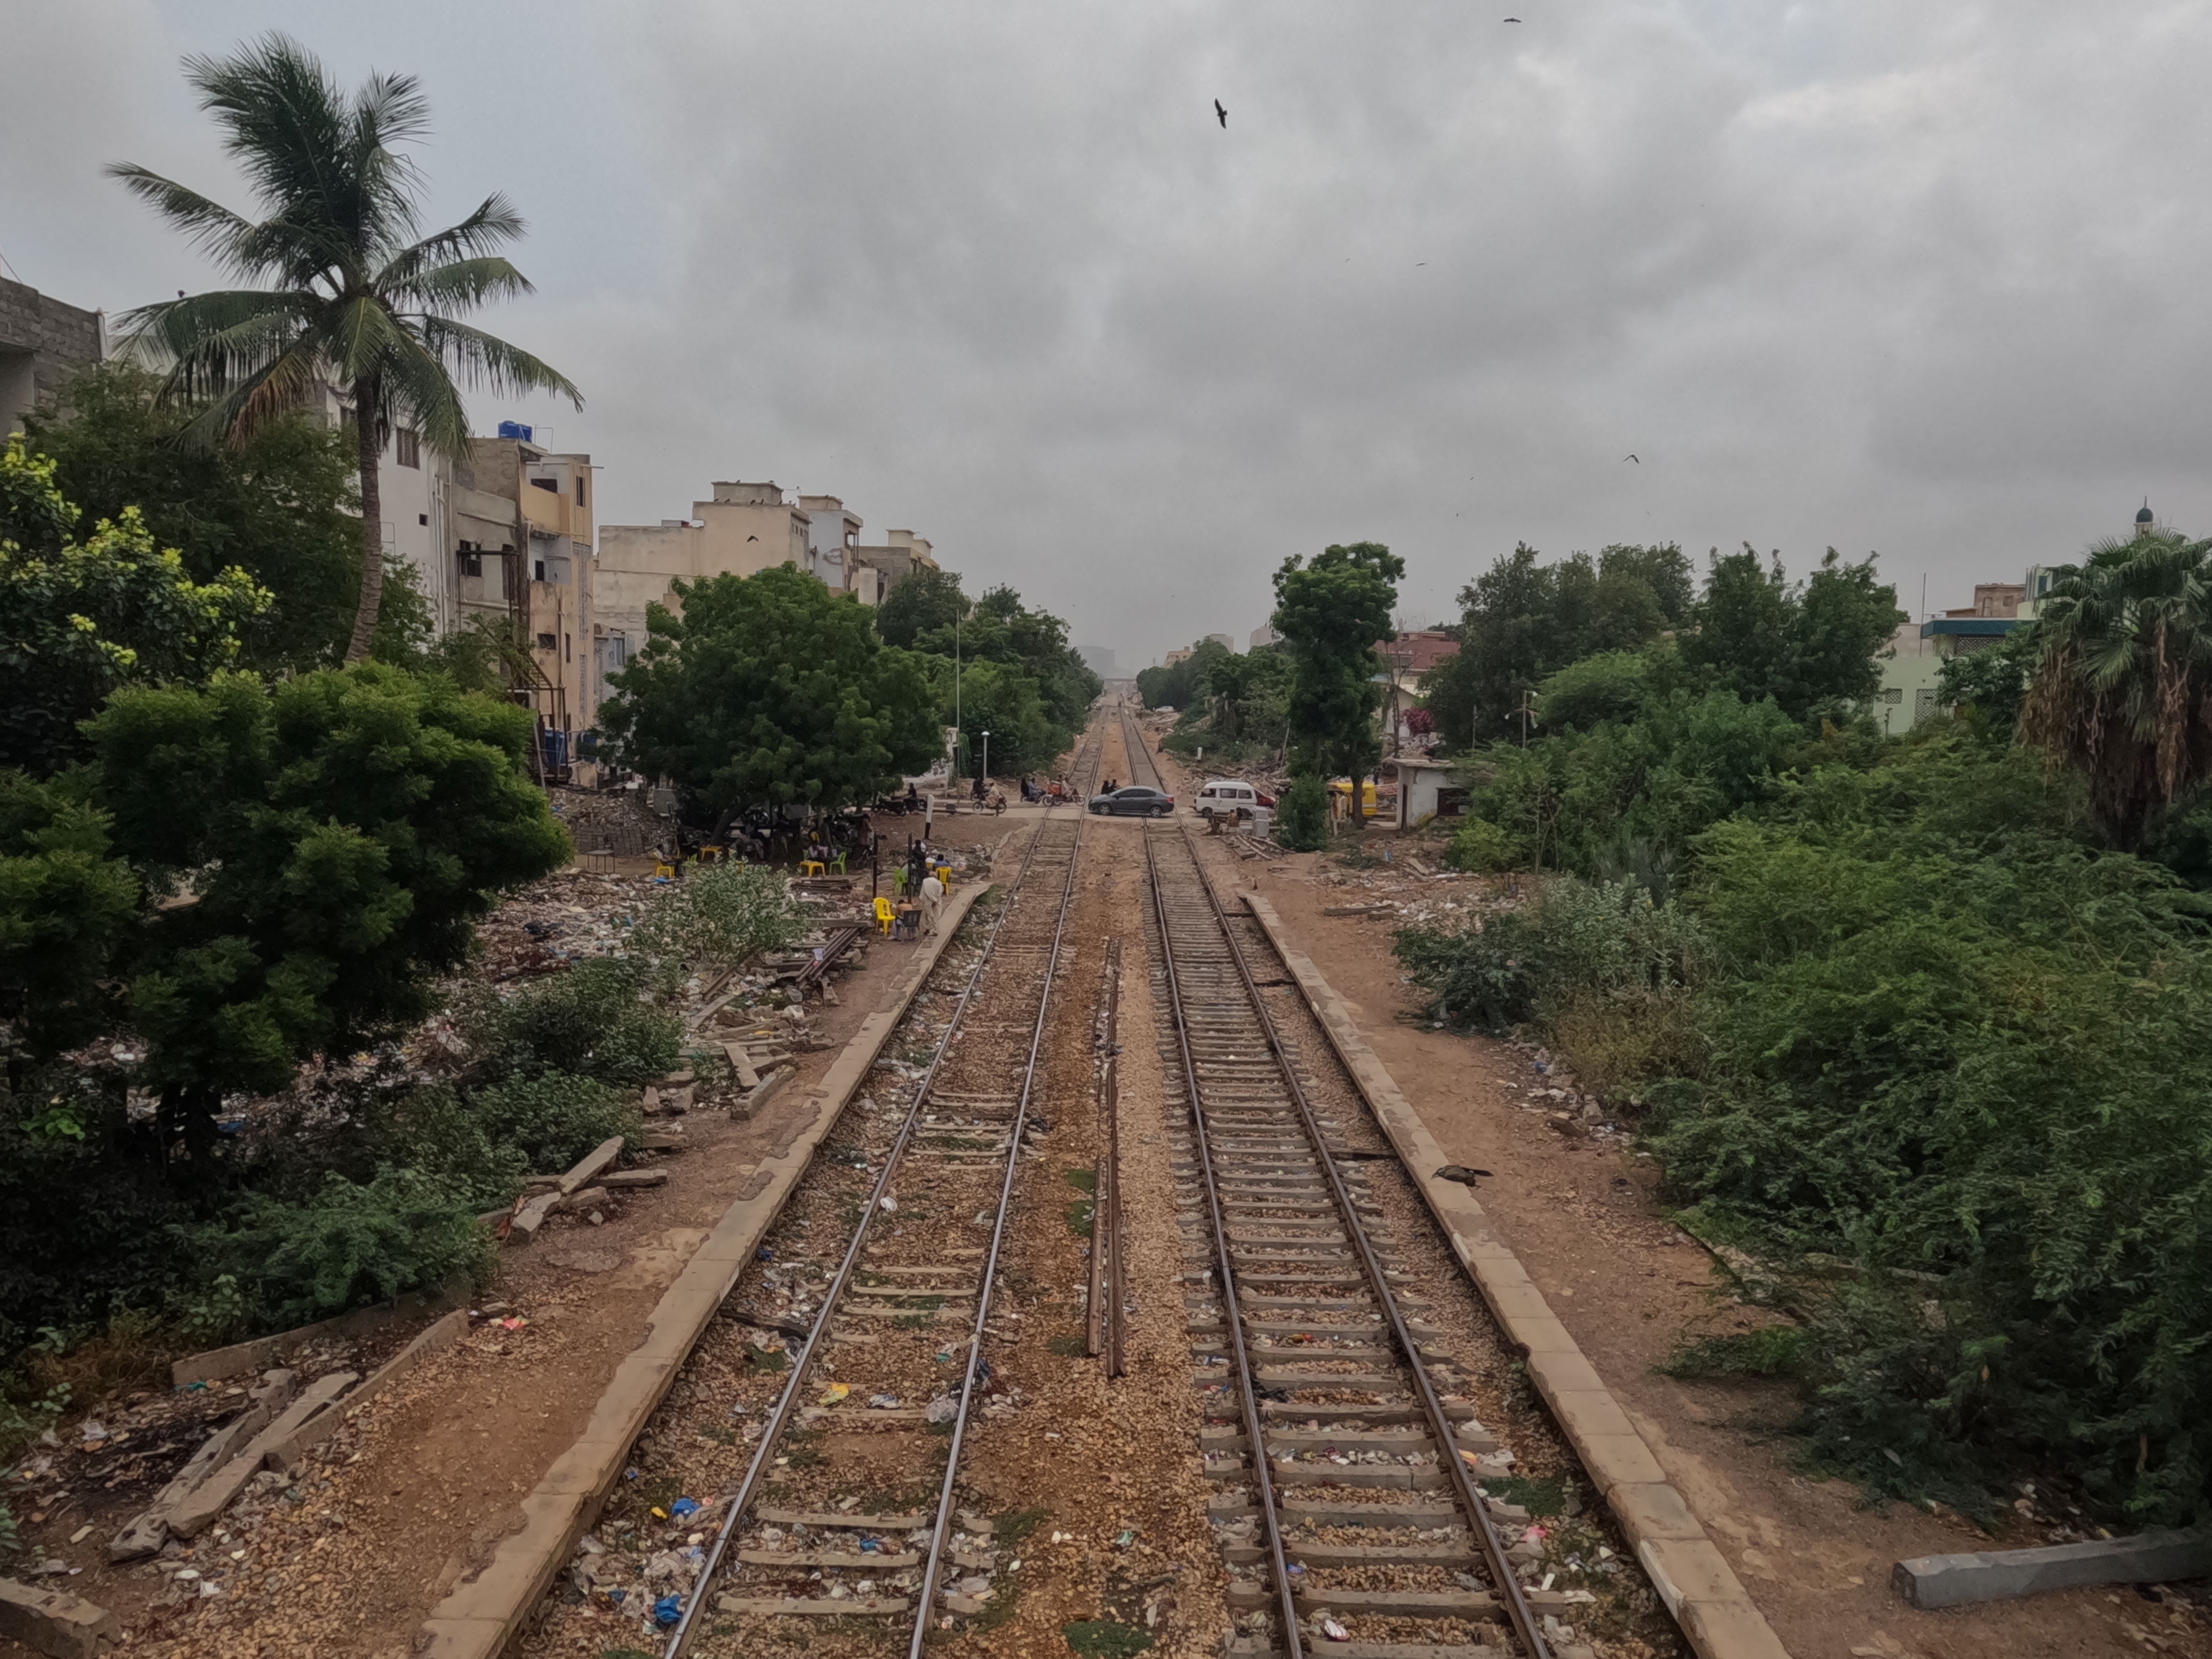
[1921, 617, 2021, 638]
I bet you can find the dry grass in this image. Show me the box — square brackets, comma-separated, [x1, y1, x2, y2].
[1542, 988, 1705, 1102]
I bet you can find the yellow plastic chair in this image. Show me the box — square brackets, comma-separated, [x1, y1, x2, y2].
[800, 860, 826, 878]
[653, 859, 677, 880]
[698, 844, 726, 865]
[873, 896, 896, 937]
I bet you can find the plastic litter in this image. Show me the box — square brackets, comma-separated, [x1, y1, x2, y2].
[654, 1592, 683, 1626]
[925, 1395, 958, 1424]
[879, 1195, 898, 1212]
[867, 1393, 901, 1409]
[818, 1382, 851, 1405]
[670, 1497, 700, 1520]
[1320, 1616, 1350, 1641]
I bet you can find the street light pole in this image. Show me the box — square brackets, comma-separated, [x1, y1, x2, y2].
[980, 730, 991, 787]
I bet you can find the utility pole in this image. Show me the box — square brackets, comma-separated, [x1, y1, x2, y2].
[1510, 689, 1538, 746]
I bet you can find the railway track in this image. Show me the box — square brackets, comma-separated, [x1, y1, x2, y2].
[1117, 698, 1166, 794]
[627, 730, 1104, 1657]
[1146, 822, 1606, 1659]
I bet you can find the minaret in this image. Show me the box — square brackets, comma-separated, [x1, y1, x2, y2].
[2137, 500, 2155, 538]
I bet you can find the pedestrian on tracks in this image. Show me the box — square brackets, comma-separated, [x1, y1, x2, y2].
[920, 869, 946, 936]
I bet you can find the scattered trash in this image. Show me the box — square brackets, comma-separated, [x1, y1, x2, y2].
[818, 1382, 851, 1405]
[879, 1195, 898, 1213]
[669, 1497, 700, 1520]
[495, 1317, 528, 1331]
[1319, 1615, 1350, 1641]
[654, 1592, 683, 1626]
[1114, 1529, 1137, 1549]
[925, 1395, 959, 1425]
[867, 1393, 902, 1410]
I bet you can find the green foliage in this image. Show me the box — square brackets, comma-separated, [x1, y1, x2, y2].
[1442, 815, 1520, 873]
[1680, 545, 1904, 724]
[465, 956, 682, 1089]
[111, 31, 580, 661]
[1936, 625, 2037, 735]
[470, 1072, 639, 1175]
[0, 436, 270, 777]
[0, 772, 139, 1062]
[1634, 736, 2212, 1518]
[632, 862, 802, 979]
[198, 1166, 494, 1328]
[1064, 1621, 1154, 1659]
[91, 663, 568, 1154]
[1274, 774, 1329, 851]
[1135, 638, 1231, 712]
[2020, 529, 2212, 849]
[915, 582, 1101, 755]
[1394, 877, 1707, 1036]
[1659, 1325, 1808, 1380]
[1422, 543, 1689, 753]
[25, 363, 362, 671]
[365, 1085, 528, 1211]
[1272, 541, 1404, 781]
[874, 566, 969, 650]
[1535, 648, 1659, 733]
[937, 656, 1058, 778]
[604, 565, 942, 811]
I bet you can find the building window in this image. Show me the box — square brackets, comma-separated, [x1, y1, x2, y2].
[564, 632, 572, 662]
[418, 512, 429, 526]
[537, 633, 557, 651]
[396, 427, 420, 468]
[460, 549, 483, 578]
[534, 559, 547, 582]
[575, 476, 586, 506]
[1880, 686, 1903, 705]
[530, 476, 559, 493]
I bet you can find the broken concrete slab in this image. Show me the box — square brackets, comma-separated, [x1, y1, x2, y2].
[1893, 1529, 2212, 1610]
[344, 1309, 470, 1419]
[600, 1170, 667, 1189]
[168, 1278, 466, 1386]
[507, 1191, 560, 1245]
[723, 1042, 761, 1089]
[560, 1186, 608, 1214]
[168, 1369, 359, 1535]
[109, 1400, 275, 1560]
[559, 1136, 625, 1196]
[0, 1578, 116, 1659]
[732, 1064, 795, 1122]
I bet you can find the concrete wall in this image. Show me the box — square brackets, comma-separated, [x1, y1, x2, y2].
[0, 278, 103, 434]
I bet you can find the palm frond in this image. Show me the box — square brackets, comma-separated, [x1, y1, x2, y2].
[373, 195, 528, 290]
[169, 341, 329, 449]
[322, 295, 411, 387]
[416, 316, 583, 408]
[101, 166, 258, 271]
[379, 328, 474, 464]
[380, 255, 535, 316]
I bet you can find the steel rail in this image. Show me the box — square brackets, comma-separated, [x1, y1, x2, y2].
[1087, 938, 1126, 1375]
[663, 740, 1098, 1658]
[905, 762, 1092, 1657]
[1118, 701, 1164, 794]
[1169, 824, 1555, 1659]
[1143, 828, 1305, 1659]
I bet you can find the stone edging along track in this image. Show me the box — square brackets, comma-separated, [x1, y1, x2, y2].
[416, 878, 992, 1659]
[1239, 892, 1794, 1659]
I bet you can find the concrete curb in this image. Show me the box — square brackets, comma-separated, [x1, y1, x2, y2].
[1894, 1529, 2212, 1609]
[1240, 893, 1792, 1659]
[416, 879, 992, 1659]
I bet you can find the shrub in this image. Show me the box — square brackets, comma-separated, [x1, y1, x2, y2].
[1274, 774, 1328, 851]
[368, 1085, 530, 1210]
[633, 861, 802, 982]
[199, 1167, 494, 1328]
[1443, 815, 1521, 873]
[464, 956, 681, 1087]
[471, 1071, 640, 1174]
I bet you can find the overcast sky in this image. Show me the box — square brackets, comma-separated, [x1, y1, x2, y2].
[6, 2, 2209, 667]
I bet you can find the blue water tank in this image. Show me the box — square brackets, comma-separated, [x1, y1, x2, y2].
[497, 420, 534, 441]
[541, 729, 568, 770]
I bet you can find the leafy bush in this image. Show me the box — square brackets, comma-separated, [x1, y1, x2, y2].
[1394, 877, 1707, 1038]
[1443, 815, 1520, 873]
[1274, 774, 1328, 851]
[368, 1085, 530, 1210]
[199, 1167, 494, 1328]
[1643, 737, 2212, 1519]
[470, 1071, 640, 1174]
[464, 956, 681, 1088]
[633, 861, 802, 981]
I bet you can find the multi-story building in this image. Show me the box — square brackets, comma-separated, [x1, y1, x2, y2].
[847, 529, 939, 603]
[0, 278, 104, 434]
[798, 493, 864, 593]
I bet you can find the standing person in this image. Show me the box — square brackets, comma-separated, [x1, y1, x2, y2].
[907, 838, 928, 899]
[920, 868, 946, 936]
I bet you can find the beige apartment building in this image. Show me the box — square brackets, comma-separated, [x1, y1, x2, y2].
[587, 480, 938, 730]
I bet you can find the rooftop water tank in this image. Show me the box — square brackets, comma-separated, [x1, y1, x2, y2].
[497, 420, 534, 441]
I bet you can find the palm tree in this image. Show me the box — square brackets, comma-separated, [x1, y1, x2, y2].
[109, 34, 581, 663]
[2020, 528, 2212, 849]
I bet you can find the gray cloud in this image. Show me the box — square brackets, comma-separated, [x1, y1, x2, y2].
[7, 1, 2212, 662]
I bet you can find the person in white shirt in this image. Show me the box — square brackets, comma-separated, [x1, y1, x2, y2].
[920, 871, 946, 936]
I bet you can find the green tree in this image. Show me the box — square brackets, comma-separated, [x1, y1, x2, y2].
[109, 33, 580, 663]
[1272, 541, 1405, 788]
[0, 773, 139, 1068]
[1135, 638, 1230, 712]
[938, 657, 1056, 777]
[604, 565, 942, 814]
[2021, 530, 2212, 850]
[89, 663, 570, 1166]
[1683, 545, 1903, 723]
[875, 566, 968, 650]
[25, 363, 362, 670]
[915, 583, 1099, 742]
[0, 437, 270, 777]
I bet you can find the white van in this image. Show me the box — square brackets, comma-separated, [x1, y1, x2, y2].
[1192, 779, 1271, 821]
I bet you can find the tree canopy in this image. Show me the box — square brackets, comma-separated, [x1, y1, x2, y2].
[1681, 545, 1903, 723]
[1272, 541, 1404, 783]
[605, 565, 941, 812]
[874, 565, 968, 650]
[0, 436, 270, 777]
[110, 33, 580, 661]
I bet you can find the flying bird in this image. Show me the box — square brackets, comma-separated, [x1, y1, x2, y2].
[1623, 454, 1640, 464]
[746, 534, 759, 541]
[1504, 15, 1521, 21]
[1214, 99, 1228, 128]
